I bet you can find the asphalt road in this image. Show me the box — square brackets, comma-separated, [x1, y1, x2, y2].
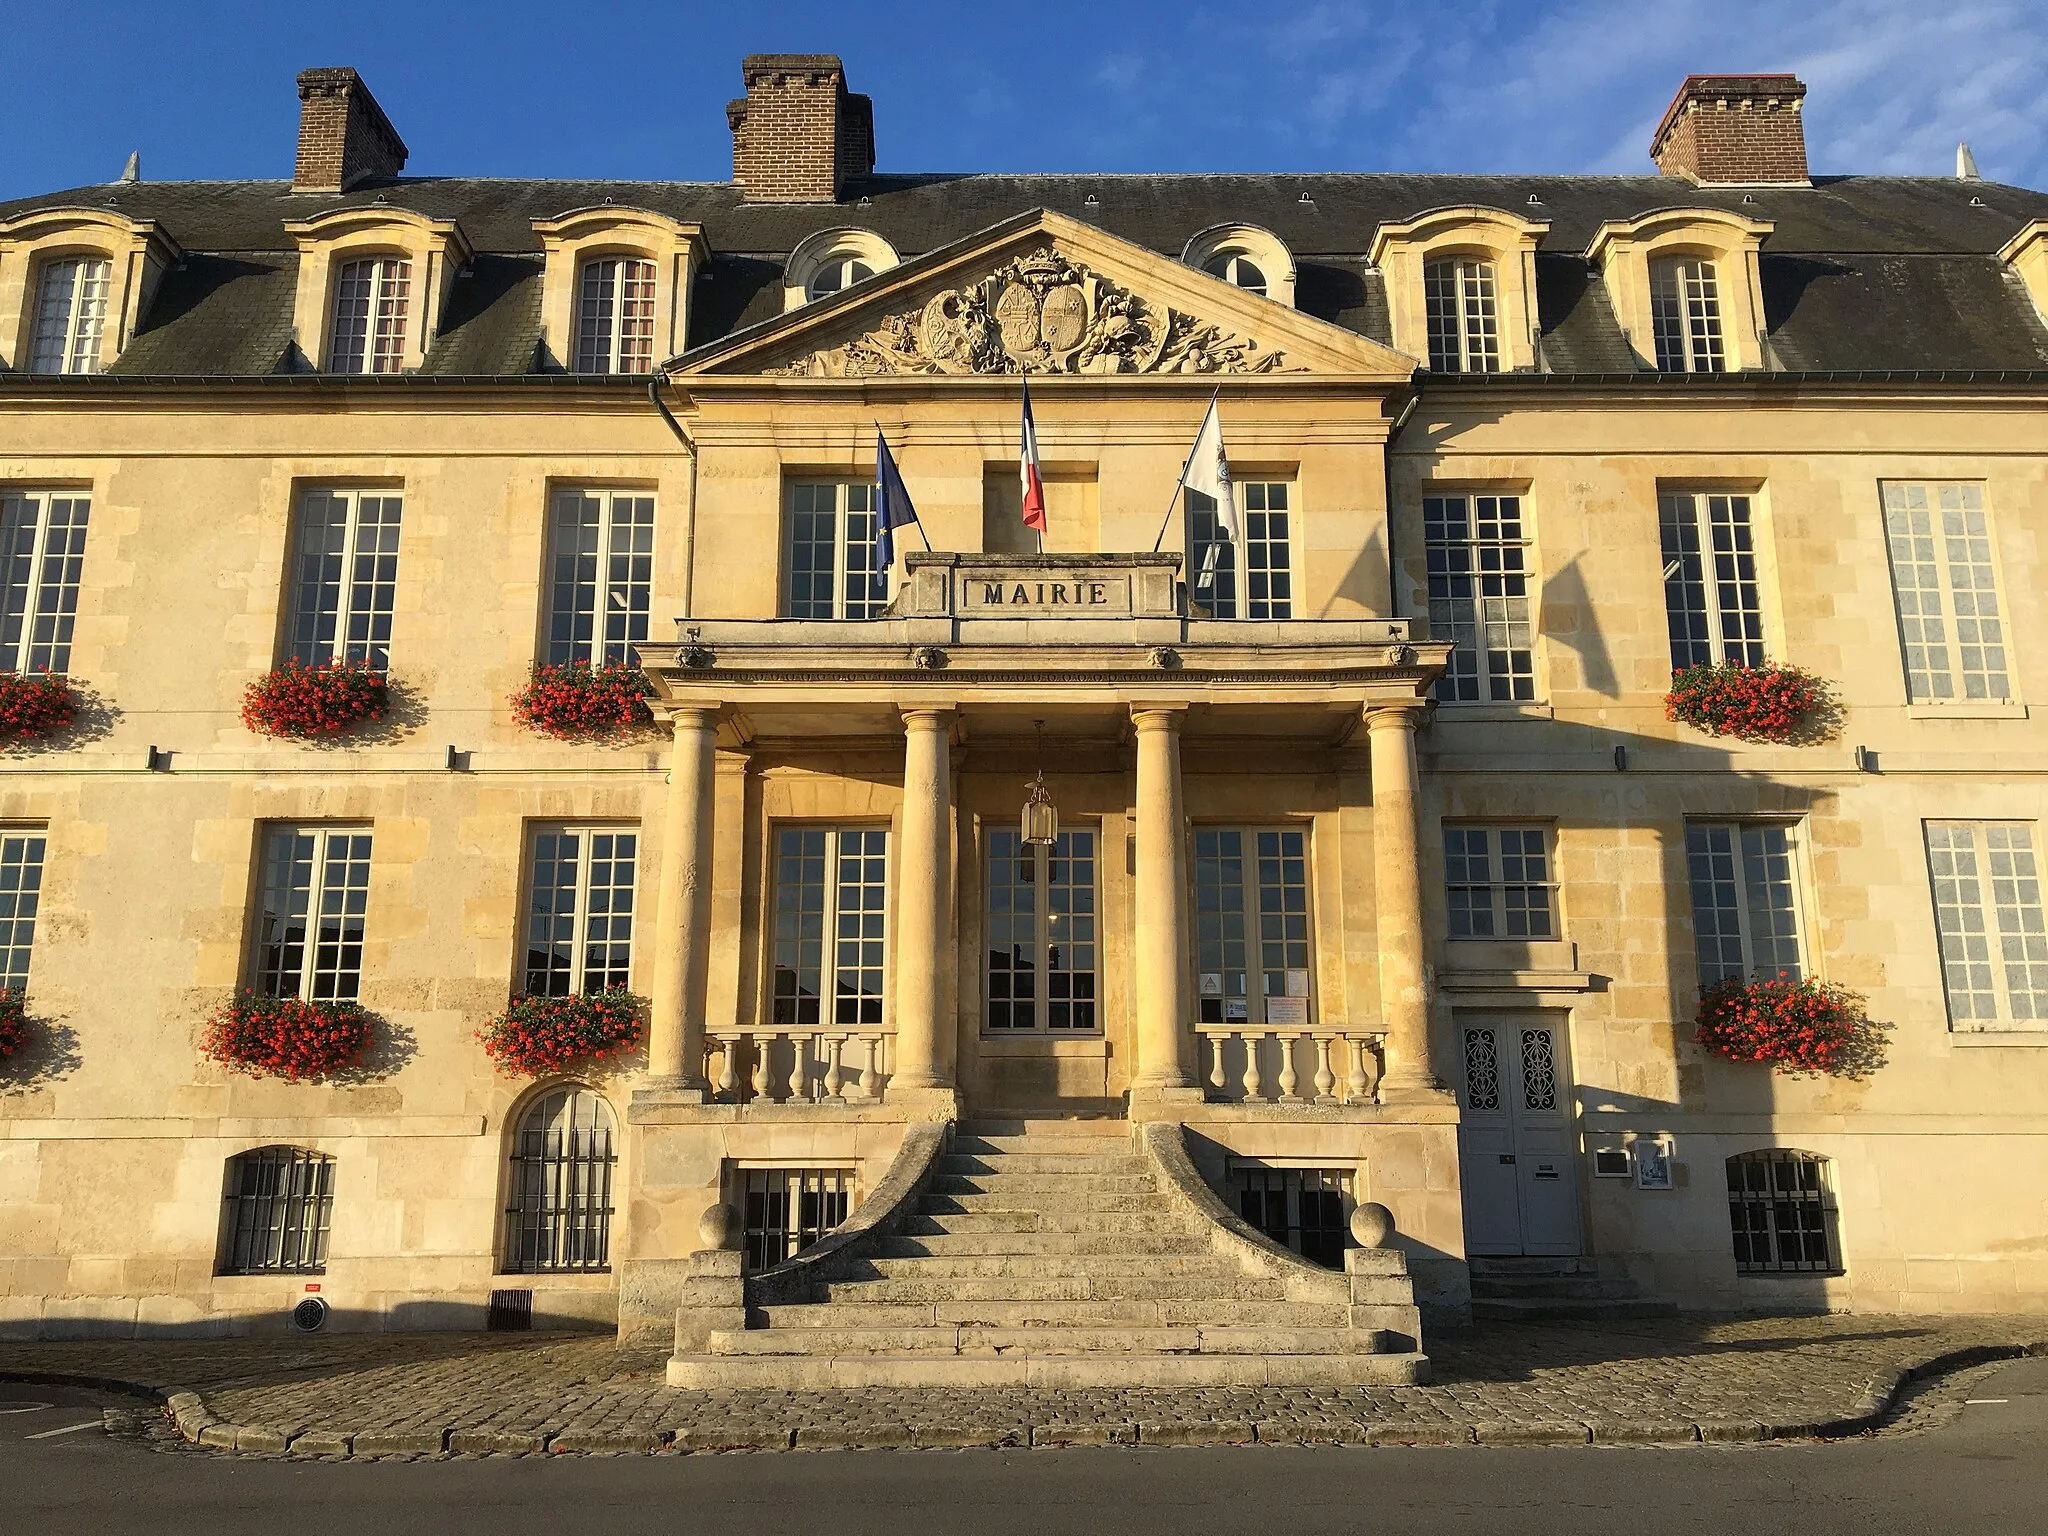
[0, 1358, 2041, 1536]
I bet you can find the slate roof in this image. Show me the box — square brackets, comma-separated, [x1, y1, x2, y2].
[6, 171, 2048, 378]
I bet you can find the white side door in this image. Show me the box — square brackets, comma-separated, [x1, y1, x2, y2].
[1456, 1018, 1583, 1257]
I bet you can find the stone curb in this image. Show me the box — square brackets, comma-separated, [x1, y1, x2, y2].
[6, 1339, 2042, 1460]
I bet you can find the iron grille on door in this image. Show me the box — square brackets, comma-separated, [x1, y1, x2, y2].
[739, 1168, 853, 1274]
[1232, 1165, 1352, 1270]
[219, 1147, 335, 1275]
[1727, 1149, 1841, 1274]
[505, 1087, 618, 1273]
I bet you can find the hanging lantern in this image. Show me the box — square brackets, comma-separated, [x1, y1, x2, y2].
[1022, 770, 1059, 847]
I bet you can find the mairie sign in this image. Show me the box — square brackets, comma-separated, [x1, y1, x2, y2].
[960, 576, 1128, 613]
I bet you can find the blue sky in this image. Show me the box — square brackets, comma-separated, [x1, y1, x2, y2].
[7, 0, 2047, 199]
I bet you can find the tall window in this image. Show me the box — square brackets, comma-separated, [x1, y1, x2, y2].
[523, 826, 637, 996]
[1649, 258, 1725, 373]
[544, 490, 652, 667]
[804, 256, 873, 302]
[1686, 823, 1803, 986]
[219, 1147, 336, 1276]
[254, 827, 372, 1002]
[1423, 258, 1500, 374]
[573, 256, 657, 374]
[288, 488, 402, 671]
[30, 257, 112, 374]
[1882, 482, 2010, 703]
[1727, 1150, 1840, 1275]
[0, 490, 90, 675]
[1193, 828, 1313, 1027]
[1202, 252, 1268, 295]
[1187, 482, 1291, 619]
[504, 1086, 617, 1274]
[1424, 493, 1535, 702]
[1660, 491, 1764, 670]
[1444, 825, 1555, 939]
[328, 256, 411, 374]
[0, 830, 48, 991]
[784, 481, 881, 619]
[985, 828, 1097, 1033]
[1925, 821, 2048, 1028]
[770, 828, 887, 1027]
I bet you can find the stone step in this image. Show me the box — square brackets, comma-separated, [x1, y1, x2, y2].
[937, 1153, 1149, 1176]
[925, 1172, 1160, 1197]
[1470, 1297, 1679, 1322]
[1467, 1255, 1601, 1277]
[1469, 1275, 1634, 1301]
[668, 1351, 1431, 1389]
[918, 1190, 1172, 1215]
[901, 1210, 1188, 1236]
[812, 1273, 1296, 1303]
[768, 1296, 1352, 1328]
[951, 1134, 1135, 1157]
[711, 1324, 1391, 1358]
[874, 1231, 1211, 1259]
[861, 1253, 1236, 1280]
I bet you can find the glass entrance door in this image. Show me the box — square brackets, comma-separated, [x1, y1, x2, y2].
[984, 828, 1098, 1033]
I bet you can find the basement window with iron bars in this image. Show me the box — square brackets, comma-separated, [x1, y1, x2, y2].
[738, 1167, 854, 1274]
[1231, 1163, 1353, 1270]
[218, 1146, 335, 1275]
[1727, 1149, 1842, 1275]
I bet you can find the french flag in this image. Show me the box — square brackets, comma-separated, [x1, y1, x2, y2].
[1019, 382, 1047, 534]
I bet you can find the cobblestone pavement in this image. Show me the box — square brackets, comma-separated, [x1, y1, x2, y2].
[2, 1314, 2041, 1457]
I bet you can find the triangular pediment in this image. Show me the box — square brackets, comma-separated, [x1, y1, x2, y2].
[674, 209, 1417, 381]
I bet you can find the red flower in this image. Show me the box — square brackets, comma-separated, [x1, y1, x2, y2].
[242, 661, 387, 740]
[201, 993, 375, 1081]
[1695, 973, 1866, 1075]
[0, 989, 28, 1062]
[510, 663, 651, 740]
[477, 988, 644, 1076]
[1666, 660, 1827, 744]
[0, 673, 78, 741]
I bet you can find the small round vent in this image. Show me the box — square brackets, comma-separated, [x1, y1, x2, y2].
[290, 1296, 329, 1333]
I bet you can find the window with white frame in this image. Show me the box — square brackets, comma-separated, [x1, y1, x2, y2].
[0, 489, 91, 675]
[1924, 821, 2048, 1028]
[986, 828, 1097, 1033]
[1881, 482, 2010, 703]
[1193, 828, 1313, 1027]
[544, 489, 652, 667]
[770, 827, 887, 1027]
[0, 829, 48, 992]
[504, 1086, 617, 1274]
[522, 826, 637, 996]
[253, 826, 372, 1002]
[1187, 482, 1291, 619]
[219, 1147, 336, 1276]
[573, 256, 657, 374]
[1660, 491, 1765, 670]
[1423, 258, 1500, 374]
[30, 257, 112, 374]
[1444, 825, 1555, 939]
[1424, 493, 1535, 702]
[1649, 257, 1725, 373]
[1686, 823, 1803, 986]
[328, 256, 411, 374]
[783, 481, 881, 619]
[287, 488, 402, 671]
[805, 255, 874, 302]
[1202, 252, 1268, 295]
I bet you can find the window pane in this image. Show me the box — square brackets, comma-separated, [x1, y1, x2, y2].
[31, 257, 110, 375]
[1194, 829, 1248, 1022]
[1424, 259, 1498, 374]
[222, 1148, 335, 1275]
[506, 1088, 617, 1272]
[985, 829, 1036, 1030]
[771, 828, 828, 1025]
[833, 829, 887, 1026]
[0, 492, 91, 675]
[0, 831, 48, 992]
[289, 490, 402, 671]
[1046, 830, 1097, 1031]
[1651, 259, 1723, 373]
[1425, 494, 1534, 702]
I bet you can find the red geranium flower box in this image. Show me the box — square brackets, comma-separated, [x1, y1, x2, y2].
[0, 672, 78, 741]
[0, 989, 27, 1063]
[1666, 660, 1827, 744]
[201, 993, 375, 1081]
[477, 988, 644, 1076]
[1695, 973, 1867, 1075]
[242, 660, 388, 739]
[510, 662, 652, 739]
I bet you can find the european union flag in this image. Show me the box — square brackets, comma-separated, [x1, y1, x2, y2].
[873, 429, 922, 595]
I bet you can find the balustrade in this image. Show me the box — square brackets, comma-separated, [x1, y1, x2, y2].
[702, 1029, 893, 1105]
[1196, 1026, 1384, 1105]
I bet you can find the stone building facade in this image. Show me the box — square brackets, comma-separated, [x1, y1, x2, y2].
[1, 57, 2046, 1361]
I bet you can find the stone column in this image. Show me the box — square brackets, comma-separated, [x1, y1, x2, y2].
[1131, 706, 1200, 1104]
[646, 706, 717, 1094]
[1367, 702, 1444, 1097]
[890, 707, 956, 1100]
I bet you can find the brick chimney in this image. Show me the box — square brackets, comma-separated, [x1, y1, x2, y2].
[294, 67, 409, 193]
[1651, 74, 1809, 186]
[726, 54, 875, 203]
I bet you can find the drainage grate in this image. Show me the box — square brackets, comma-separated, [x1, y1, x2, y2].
[487, 1288, 533, 1331]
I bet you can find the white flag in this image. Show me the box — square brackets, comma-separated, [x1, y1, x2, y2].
[1178, 394, 1238, 542]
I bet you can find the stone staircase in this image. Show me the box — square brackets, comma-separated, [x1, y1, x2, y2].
[1468, 1255, 1677, 1321]
[666, 1118, 1429, 1388]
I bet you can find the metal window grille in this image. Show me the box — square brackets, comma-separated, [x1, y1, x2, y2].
[0, 830, 48, 992]
[1686, 823, 1803, 986]
[1727, 1150, 1840, 1274]
[505, 1087, 617, 1273]
[739, 1167, 853, 1273]
[573, 257, 657, 374]
[1881, 483, 2008, 703]
[1461, 1026, 1501, 1110]
[1233, 1166, 1352, 1270]
[328, 257, 411, 374]
[1424, 494, 1535, 702]
[220, 1147, 335, 1275]
[771, 827, 887, 1027]
[1424, 258, 1500, 374]
[1444, 825, 1556, 939]
[1650, 259, 1725, 373]
[1925, 820, 2048, 1026]
[0, 489, 91, 675]
[1187, 482, 1292, 619]
[985, 828, 1098, 1032]
[783, 482, 881, 618]
[544, 489, 653, 667]
[288, 488, 403, 671]
[1660, 492, 1765, 670]
[1201, 253, 1267, 295]
[30, 257, 111, 375]
[804, 257, 873, 302]
[1194, 827, 1312, 1026]
[523, 826, 638, 995]
[254, 826, 372, 1001]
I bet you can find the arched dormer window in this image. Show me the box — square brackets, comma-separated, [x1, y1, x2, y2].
[783, 228, 899, 312]
[0, 207, 182, 375]
[534, 209, 702, 375]
[285, 207, 472, 375]
[1585, 208, 1773, 374]
[1423, 256, 1500, 373]
[575, 255, 657, 373]
[1183, 225, 1295, 308]
[1369, 207, 1548, 372]
[1650, 256, 1725, 373]
[31, 255, 112, 374]
[328, 254, 412, 375]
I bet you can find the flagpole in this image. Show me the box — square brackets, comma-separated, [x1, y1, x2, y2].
[1151, 388, 1223, 553]
[876, 421, 933, 550]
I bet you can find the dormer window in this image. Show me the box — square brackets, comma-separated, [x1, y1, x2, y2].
[783, 229, 898, 312]
[31, 257, 112, 374]
[328, 256, 412, 374]
[1183, 225, 1295, 308]
[806, 256, 874, 302]
[1650, 258, 1725, 373]
[1423, 258, 1500, 373]
[575, 256, 657, 374]
[1203, 253, 1268, 296]
[1585, 210, 1769, 374]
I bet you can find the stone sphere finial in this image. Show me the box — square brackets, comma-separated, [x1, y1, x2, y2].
[698, 1201, 738, 1251]
[1350, 1201, 1395, 1250]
